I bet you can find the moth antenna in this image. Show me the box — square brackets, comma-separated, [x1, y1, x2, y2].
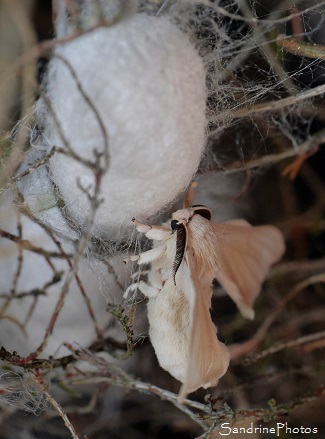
[172, 223, 187, 284]
[192, 206, 211, 221]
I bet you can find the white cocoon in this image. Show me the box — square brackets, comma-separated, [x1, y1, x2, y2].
[42, 13, 206, 234]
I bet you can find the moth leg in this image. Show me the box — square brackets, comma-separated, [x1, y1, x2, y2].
[124, 244, 166, 265]
[131, 270, 150, 280]
[137, 280, 160, 299]
[123, 282, 139, 298]
[133, 219, 172, 241]
[124, 280, 160, 299]
[124, 267, 162, 299]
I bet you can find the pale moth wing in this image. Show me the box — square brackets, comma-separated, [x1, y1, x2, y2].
[178, 255, 230, 402]
[211, 220, 285, 319]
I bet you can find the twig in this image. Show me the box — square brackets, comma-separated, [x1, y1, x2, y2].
[0, 315, 27, 337]
[0, 228, 69, 259]
[106, 304, 135, 359]
[34, 374, 80, 439]
[239, 3, 299, 95]
[245, 330, 325, 364]
[19, 206, 104, 343]
[0, 330, 131, 369]
[0, 205, 24, 316]
[197, 385, 325, 438]
[198, 0, 325, 26]
[28, 170, 103, 358]
[48, 386, 101, 417]
[227, 83, 325, 120]
[53, 54, 109, 168]
[0, 290, 46, 299]
[55, 344, 211, 431]
[205, 129, 325, 174]
[38, 91, 97, 170]
[277, 35, 325, 59]
[230, 273, 325, 361]
[0, 272, 62, 328]
[234, 387, 325, 422]
[271, 257, 325, 276]
[0, 147, 56, 198]
[25, 273, 64, 327]
[63, 374, 212, 427]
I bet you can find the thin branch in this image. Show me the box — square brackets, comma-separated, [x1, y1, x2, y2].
[230, 273, 325, 361]
[18, 207, 104, 340]
[271, 257, 325, 277]
[34, 374, 80, 439]
[239, 3, 299, 96]
[0, 228, 70, 259]
[53, 54, 109, 168]
[205, 128, 325, 174]
[277, 35, 325, 60]
[227, 83, 325, 120]
[0, 205, 24, 317]
[245, 330, 325, 364]
[0, 290, 47, 300]
[198, 384, 325, 438]
[197, 0, 325, 26]
[106, 304, 135, 359]
[63, 374, 212, 420]
[0, 147, 56, 198]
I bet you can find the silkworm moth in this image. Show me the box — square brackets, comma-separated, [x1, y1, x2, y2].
[124, 191, 285, 401]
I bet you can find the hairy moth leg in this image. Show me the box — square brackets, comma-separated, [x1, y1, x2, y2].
[124, 280, 160, 299]
[124, 268, 162, 299]
[124, 245, 166, 265]
[124, 282, 140, 298]
[131, 270, 150, 279]
[132, 219, 172, 241]
[137, 280, 161, 299]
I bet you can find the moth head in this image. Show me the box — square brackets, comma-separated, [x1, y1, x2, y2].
[171, 208, 192, 225]
[172, 205, 211, 225]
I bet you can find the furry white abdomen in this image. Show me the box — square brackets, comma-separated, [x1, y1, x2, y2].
[147, 278, 191, 382]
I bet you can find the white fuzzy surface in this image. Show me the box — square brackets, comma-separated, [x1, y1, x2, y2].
[41, 13, 206, 236]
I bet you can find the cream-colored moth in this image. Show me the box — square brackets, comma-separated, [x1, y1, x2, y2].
[124, 187, 285, 401]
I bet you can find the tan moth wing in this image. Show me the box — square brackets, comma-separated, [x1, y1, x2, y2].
[178, 256, 230, 402]
[212, 219, 285, 319]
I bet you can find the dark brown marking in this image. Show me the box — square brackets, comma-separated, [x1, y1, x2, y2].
[172, 223, 187, 284]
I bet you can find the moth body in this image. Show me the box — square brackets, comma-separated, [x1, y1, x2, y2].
[146, 277, 191, 383]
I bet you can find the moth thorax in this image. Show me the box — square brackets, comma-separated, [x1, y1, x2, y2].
[188, 217, 220, 275]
